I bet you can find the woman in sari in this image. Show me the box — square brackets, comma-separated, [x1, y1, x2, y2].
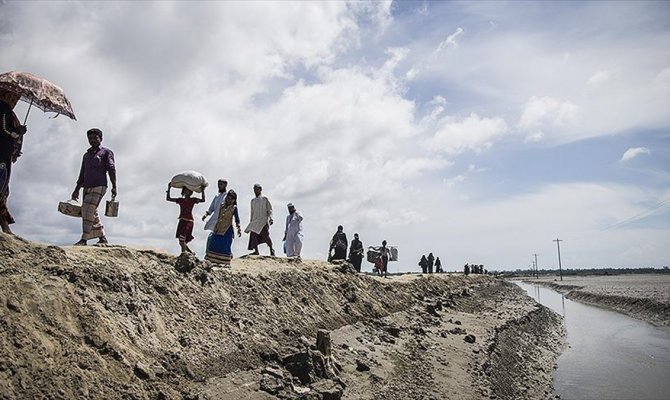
[205, 190, 241, 266]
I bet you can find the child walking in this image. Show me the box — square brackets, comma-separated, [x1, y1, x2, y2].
[167, 183, 206, 254]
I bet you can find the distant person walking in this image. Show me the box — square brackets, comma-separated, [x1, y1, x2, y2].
[329, 225, 348, 261]
[71, 128, 117, 246]
[348, 233, 364, 272]
[205, 190, 241, 266]
[379, 240, 391, 278]
[167, 183, 206, 254]
[0, 90, 27, 235]
[245, 183, 275, 256]
[202, 179, 228, 231]
[435, 257, 443, 273]
[427, 253, 435, 274]
[419, 255, 428, 274]
[464, 263, 470, 276]
[283, 203, 303, 257]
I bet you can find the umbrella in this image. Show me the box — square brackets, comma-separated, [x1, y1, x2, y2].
[0, 71, 76, 123]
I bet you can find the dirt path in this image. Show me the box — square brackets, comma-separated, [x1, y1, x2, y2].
[1, 234, 564, 399]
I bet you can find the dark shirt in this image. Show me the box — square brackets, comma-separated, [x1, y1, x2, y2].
[331, 232, 348, 250]
[0, 100, 21, 162]
[176, 197, 198, 221]
[77, 146, 115, 188]
[349, 239, 363, 258]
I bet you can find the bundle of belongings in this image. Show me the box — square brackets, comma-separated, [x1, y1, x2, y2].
[169, 170, 208, 192]
[366, 246, 399, 263]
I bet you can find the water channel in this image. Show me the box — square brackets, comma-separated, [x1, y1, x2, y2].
[514, 281, 670, 400]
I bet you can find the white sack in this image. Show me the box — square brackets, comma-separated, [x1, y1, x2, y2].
[170, 171, 209, 193]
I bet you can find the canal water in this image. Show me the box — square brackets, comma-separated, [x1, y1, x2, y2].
[515, 281, 670, 400]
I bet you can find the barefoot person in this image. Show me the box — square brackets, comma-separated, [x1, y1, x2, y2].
[244, 183, 275, 256]
[71, 128, 116, 245]
[167, 183, 205, 254]
[205, 190, 241, 266]
[0, 90, 27, 234]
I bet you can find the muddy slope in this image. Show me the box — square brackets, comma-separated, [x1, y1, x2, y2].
[0, 234, 564, 399]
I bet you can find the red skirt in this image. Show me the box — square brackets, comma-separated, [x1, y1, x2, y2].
[176, 219, 194, 243]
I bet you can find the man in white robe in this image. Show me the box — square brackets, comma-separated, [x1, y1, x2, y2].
[283, 203, 303, 257]
[244, 183, 275, 256]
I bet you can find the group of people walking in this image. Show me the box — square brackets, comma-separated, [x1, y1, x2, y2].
[464, 263, 486, 275]
[3, 90, 473, 275]
[1, 86, 303, 267]
[419, 253, 443, 274]
[328, 226, 391, 277]
[167, 179, 304, 267]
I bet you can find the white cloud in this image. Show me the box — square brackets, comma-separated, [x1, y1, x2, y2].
[415, 183, 670, 268]
[587, 68, 619, 86]
[437, 27, 464, 52]
[620, 147, 651, 162]
[426, 113, 508, 155]
[517, 96, 579, 141]
[1, 1, 668, 270]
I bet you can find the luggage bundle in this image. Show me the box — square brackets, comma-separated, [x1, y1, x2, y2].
[58, 199, 81, 217]
[366, 246, 399, 263]
[366, 247, 380, 263]
[169, 171, 208, 192]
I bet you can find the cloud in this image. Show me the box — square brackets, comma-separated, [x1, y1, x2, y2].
[1, 1, 668, 270]
[437, 27, 464, 52]
[425, 113, 508, 155]
[620, 147, 651, 162]
[517, 96, 579, 141]
[587, 68, 619, 86]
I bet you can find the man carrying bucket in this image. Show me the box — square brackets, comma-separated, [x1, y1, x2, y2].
[71, 128, 117, 246]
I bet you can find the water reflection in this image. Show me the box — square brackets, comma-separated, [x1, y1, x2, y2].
[515, 281, 670, 400]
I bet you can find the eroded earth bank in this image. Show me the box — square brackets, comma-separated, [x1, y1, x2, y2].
[521, 275, 670, 327]
[0, 235, 564, 399]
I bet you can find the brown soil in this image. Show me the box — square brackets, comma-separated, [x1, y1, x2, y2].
[0, 234, 564, 399]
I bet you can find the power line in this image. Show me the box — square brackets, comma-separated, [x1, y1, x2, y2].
[605, 197, 670, 230]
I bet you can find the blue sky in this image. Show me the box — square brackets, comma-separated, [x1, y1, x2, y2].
[1, 1, 668, 270]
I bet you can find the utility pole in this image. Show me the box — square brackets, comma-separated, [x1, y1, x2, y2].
[533, 253, 539, 278]
[553, 238, 563, 281]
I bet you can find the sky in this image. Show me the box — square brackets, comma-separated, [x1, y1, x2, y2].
[1, 1, 669, 271]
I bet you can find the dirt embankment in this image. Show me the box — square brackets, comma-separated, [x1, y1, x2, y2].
[522, 276, 670, 327]
[1, 234, 564, 399]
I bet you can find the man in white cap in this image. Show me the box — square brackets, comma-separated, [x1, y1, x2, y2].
[202, 178, 228, 231]
[245, 183, 275, 256]
[283, 203, 304, 258]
